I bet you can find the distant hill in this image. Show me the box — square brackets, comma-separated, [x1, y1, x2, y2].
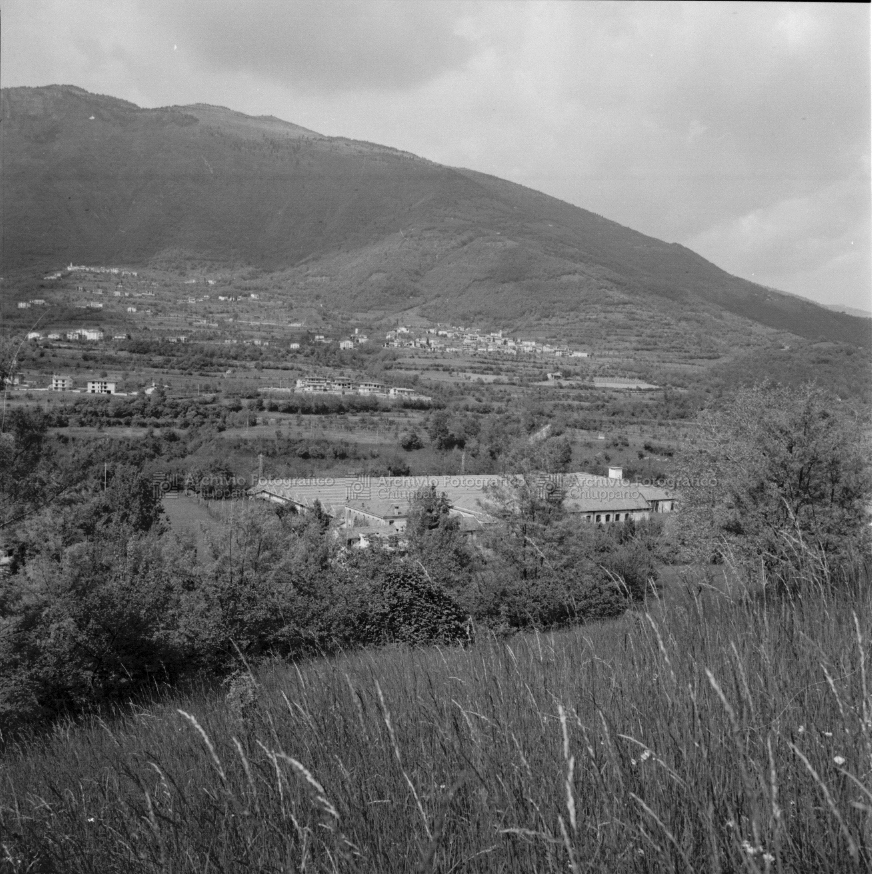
[823, 304, 871, 319]
[2, 84, 869, 348]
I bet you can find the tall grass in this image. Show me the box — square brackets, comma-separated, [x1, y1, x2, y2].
[1, 573, 870, 872]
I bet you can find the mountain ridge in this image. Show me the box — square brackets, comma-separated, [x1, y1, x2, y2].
[2, 84, 868, 348]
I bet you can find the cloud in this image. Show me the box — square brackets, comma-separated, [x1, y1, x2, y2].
[149, 0, 475, 92]
[686, 172, 871, 308]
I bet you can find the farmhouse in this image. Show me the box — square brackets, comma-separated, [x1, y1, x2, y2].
[250, 470, 675, 545]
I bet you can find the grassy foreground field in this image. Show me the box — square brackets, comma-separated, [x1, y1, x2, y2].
[1, 575, 870, 873]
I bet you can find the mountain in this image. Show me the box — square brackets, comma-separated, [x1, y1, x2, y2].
[2, 84, 869, 348]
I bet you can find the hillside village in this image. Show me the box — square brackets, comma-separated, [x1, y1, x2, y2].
[384, 324, 591, 359]
[17, 265, 597, 362]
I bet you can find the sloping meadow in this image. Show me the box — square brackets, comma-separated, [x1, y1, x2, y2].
[1, 578, 870, 873]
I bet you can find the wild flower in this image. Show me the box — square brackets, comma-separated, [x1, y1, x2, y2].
[833, 755, 846, 766]
[631, 748, 653, 767]
[740, 840, 771, 858]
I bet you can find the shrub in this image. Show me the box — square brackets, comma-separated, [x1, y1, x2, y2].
[331, 551, 469, 648]
[399, 430, 423, 451]
[678, 384, 872, 591]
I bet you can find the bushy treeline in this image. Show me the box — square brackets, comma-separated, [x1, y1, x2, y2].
[1, 381, 868, 741]
[45, 390, 232, 430]
[0, 406, 658, 735]
[0, 471, 658, 735]
[260, 392, 430, 415]
[46, 388, 429, 431]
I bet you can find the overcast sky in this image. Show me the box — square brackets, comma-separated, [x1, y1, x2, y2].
[4, 1, 870, 311]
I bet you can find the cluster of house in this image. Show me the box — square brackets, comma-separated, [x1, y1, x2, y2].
[66, 264, 138, 277]
[250, 468, 675, 548]
[17, 299, 47, 309]
[384, 325, 590, 359]
[25, 329, 130, 342]
[50, 375, 118, 394]
[261, 377, 431, 403]
[83, 287, 154, 301]
[41, 263, 137, 283]
[338, 329, 370, 350]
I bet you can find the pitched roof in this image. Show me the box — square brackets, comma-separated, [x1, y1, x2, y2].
[250, 472, 673, 518]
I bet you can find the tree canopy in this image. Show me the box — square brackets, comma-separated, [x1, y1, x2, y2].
[678, 384, 871, 590]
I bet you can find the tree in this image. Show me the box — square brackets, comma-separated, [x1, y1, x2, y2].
[330, 548, 470, 648]
[678, 384, 871, 590]
[477, 475, 626, 629]
[406, 486, 478, 601]
[0, 407, 97, 532]
[399, 430, 423, 451]
[426, 409, 465, 451]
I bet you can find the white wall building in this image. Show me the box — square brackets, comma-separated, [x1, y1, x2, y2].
[87, 380, 116, 394]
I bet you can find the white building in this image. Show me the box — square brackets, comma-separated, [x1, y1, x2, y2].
[296, 377, 331, 393]
[51, 375, 73, 391]
[358, 381, 387, 396]
[86, 380, 116, 395]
